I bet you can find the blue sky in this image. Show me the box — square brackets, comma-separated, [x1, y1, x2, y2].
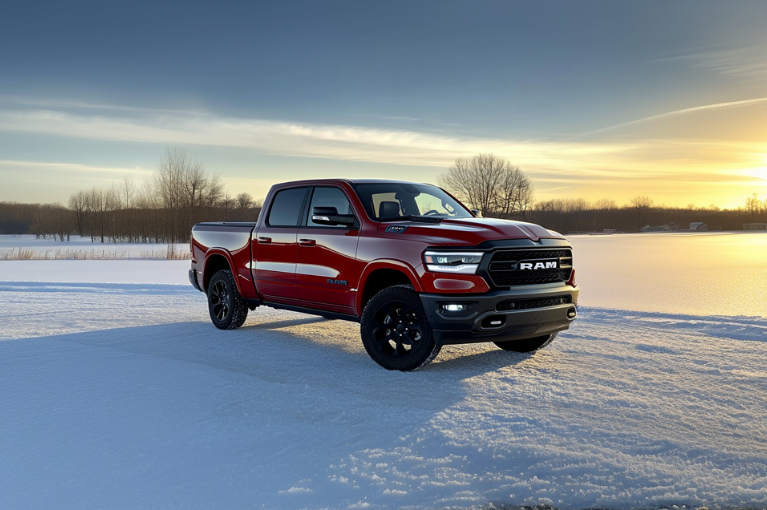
[2, 0, 767, 206]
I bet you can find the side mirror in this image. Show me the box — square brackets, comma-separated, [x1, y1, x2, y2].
[312, 206, 356, 226]
[471, 209, 482, 218]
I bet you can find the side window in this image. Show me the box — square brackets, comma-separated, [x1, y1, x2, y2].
[267, 187, 309, 227]
[307, 187, 355, 227]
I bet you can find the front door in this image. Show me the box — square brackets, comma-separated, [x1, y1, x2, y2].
[296, 186, 361, 313]
[253, 187, 309, 301]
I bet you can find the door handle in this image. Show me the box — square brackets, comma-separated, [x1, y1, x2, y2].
[299, 239, 316, 246]
[257, 237, 271, 244]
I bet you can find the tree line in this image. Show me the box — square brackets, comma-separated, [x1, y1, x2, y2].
[529, 196, 766, 234]
[438, 153, 767, 233]
[1, 149, 261, 243]
[1, 151, 765, 240]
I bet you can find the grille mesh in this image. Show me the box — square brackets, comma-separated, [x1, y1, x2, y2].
[487, 249, 572, 286]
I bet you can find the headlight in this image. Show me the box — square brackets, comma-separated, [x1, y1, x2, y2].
[423, 251, 483, 274]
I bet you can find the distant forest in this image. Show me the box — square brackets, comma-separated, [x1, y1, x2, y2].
[1, 150, 766, 242]
[0, 149, 262, 244]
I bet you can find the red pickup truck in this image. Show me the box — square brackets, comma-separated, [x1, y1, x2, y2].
[189, 179, 578, 371]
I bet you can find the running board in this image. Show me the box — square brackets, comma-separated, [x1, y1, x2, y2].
[262, 301, 360, 323]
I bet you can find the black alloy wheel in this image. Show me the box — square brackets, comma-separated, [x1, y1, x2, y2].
[210, 279, 230, 321]
[361, 286, 441, 371]
[373, 301, 424, 357]
[207, 270, 249, 330]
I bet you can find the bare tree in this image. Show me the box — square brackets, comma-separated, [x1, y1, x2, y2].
[594, 198, 617, 210]
[630, 196, 654, 230]
[439, 154, 534, 219]
[121, 176, 136, 209]
[746, 193, 761, 217]
[68, 190, 87, 237]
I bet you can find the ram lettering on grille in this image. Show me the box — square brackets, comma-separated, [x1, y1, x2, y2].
[519, 261, 558, 270]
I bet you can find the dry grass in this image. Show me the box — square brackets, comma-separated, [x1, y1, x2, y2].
[0, 244, 191, 261]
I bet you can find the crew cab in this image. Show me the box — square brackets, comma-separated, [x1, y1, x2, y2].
[189, 179, 579, 371]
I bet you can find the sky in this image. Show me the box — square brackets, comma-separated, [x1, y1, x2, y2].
[1, 0, 766, 208]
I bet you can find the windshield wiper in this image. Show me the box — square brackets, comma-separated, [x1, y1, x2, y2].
[380, 215, 443, 223]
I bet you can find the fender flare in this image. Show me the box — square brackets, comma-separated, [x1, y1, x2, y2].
[356, 259, 423, 313]
[202, 249, 247, 296]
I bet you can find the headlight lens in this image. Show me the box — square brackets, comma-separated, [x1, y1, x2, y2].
[424, 251, 483, 274]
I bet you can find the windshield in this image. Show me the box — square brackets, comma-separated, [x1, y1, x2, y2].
[353, 182, 473, 221]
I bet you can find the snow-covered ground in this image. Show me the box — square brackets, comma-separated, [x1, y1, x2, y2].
[1, 233, 767, 509]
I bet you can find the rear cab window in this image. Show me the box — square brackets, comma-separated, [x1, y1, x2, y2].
[266, 187, 309, 227]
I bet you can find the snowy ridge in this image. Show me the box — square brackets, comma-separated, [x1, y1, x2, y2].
[1, 275, 767, 509]
[579, 307, 767, 343]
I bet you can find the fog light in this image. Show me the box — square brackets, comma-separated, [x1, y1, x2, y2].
[439, 303, 475, 316]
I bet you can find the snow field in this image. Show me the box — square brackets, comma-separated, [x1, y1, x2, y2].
[1, 264, 767, 509]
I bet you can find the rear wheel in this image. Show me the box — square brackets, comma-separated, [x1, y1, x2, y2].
[360, 286, 441, 371]
[207, 270, 248, 330]
[494, 333, 557, 353]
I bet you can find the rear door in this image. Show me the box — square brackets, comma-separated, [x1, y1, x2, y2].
[253, 187, 309, 301]
[296, 186, 361, 313]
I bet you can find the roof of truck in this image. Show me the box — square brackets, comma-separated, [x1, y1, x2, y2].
[272, 178, 436, 187]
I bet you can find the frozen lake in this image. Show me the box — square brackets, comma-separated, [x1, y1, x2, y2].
[570, 232, 767, 318]
[2, 231, 766, 317]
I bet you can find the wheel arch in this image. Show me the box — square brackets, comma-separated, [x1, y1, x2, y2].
[202, 250, 243, 294]
[357, 260, 423, 314]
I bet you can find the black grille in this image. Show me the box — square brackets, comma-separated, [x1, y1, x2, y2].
[487, 249, 572, 287]
[496, 295, 572, 311]
[490, 249, 571, 261]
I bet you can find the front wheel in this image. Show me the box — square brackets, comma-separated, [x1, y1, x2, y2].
[360, 286, 441, 371]
[207, 270, 249, 330]
[494, 333, 557, 353]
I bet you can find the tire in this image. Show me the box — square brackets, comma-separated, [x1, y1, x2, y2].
[494, 332, 557, 353]
[360, 285, 441, 371]
[207, 270, 249, 330]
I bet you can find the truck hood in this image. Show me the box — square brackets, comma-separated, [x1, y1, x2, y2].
[376, 217, 563, 246]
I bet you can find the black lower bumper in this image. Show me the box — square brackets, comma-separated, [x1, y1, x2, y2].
[419, 285, 579, 345]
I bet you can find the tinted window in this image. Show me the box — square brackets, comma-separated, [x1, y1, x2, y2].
[307, 187, 355, 227]
[267, 187, 308, 227]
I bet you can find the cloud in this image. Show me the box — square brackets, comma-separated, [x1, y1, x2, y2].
[577, 96, 767, 137]
[0, 159, 152, 176]
[0, 98, 764, 207]
[0, 102, 640, 172]
[659, 46, 767, 82]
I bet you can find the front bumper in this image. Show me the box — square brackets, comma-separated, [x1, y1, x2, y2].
[419, 284, 579, 345]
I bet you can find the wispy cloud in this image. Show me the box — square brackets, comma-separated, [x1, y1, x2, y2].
[659, 46, 767, 82]
[577, 96, 767, 137]
[0, 102, 636, 171]
[0, 159, 152, 176]
[0, 98, 764, 206]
